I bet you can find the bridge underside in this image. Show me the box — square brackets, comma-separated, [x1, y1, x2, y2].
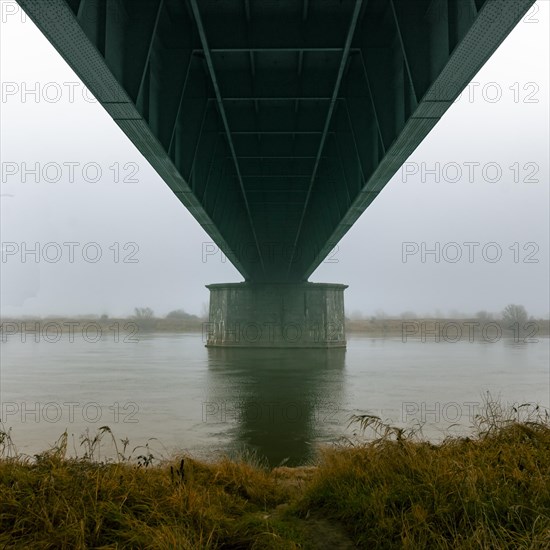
[17, 0, 535, 284]
[17, 0, 534, 347]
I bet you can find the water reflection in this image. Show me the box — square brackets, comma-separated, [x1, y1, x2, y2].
[1, 334, 547, 465]
[206, 347, 346, 466]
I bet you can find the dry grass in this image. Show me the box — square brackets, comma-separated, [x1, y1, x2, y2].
[297, 401, 550, 549]
[1, 399, 549, 549]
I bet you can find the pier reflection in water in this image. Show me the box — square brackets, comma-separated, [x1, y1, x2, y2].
[1, 334, 548, 466]
[205, 347, 346, 466]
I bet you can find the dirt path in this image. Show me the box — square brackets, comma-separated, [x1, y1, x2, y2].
[297, 513, 358, 549]
[270, 466, 358, 549]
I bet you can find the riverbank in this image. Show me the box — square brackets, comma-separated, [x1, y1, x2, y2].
[1, 405, 549, 548]
[2, 316, 549, 340]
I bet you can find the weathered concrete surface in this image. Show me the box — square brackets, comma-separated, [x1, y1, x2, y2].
[205, 283, 347, 348]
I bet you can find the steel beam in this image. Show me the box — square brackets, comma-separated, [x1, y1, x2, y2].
[286, 0, 365, 279]
[210, 47, 344, 53]
[188, 0, 266, 277]
[15, 0, 252, 280]
[302, 0, 537, 279]
[136, 0, 164, 105]
[357, 51, 386, 155]
[389, 0, 418, 106]
[16, 0, 537, 284]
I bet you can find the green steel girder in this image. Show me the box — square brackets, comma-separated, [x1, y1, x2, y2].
[285, 0, 365, 278]
[15, 0, 536, 282]
[293, 0, 537, 278]
[188, 0, 266, 277]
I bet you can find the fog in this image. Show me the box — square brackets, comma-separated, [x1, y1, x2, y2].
[1, 0, 548, 319]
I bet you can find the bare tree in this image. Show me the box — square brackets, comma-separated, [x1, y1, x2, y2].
[134, 307, 154, 320]
[166, 309, 197, 320]
[501, 304, 528, 326]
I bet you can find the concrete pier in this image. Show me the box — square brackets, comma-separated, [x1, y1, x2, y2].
[205, 282, 347, 348]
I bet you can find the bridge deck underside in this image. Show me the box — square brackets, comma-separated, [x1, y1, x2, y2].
[18, 0, 535, 281]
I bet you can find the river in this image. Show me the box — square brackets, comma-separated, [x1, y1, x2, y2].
[1, 332, 548, 466]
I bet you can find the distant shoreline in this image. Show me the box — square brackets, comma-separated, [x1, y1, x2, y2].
[1, 316, 548, 340]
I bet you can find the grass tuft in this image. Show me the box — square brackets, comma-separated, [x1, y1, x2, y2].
[1, 397, 549, 548]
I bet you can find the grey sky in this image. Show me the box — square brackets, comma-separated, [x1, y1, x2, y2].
[0, 0, 548, 318]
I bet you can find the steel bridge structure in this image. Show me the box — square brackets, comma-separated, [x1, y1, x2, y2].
[16, 0, 535, 346]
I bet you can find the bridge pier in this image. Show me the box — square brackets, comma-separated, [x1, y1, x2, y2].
[205, 282, 347, 348]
